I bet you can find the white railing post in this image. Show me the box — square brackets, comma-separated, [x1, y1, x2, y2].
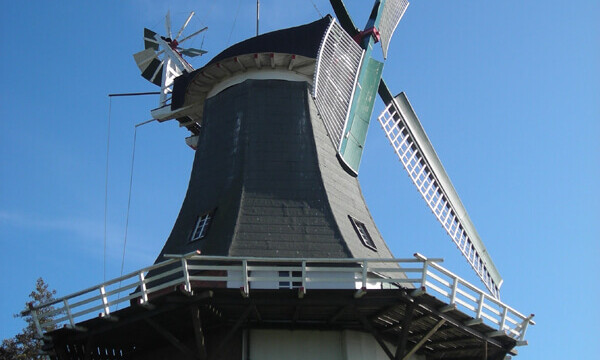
[409, 253, 428, 297]
[99, 286, 110, 317]
[499, 306, 508, 331]
[361, 260, 368, 289]
[421, 260, 429, 288]
[181, 258, 191, 293]
[138, 272, 148, 304]
[301, 260, 307, 289]
[449, 277, 458, 304]
[28, 304, 44, 338]
[475, 292, 485, 319]
[354, 260, 368, 298]
[298, 260, 307, 298]
[517, 315, 535, 342]
[242, 260, 249, 296]
[63, 299, 76, 327]
[413, 253, 429, 288]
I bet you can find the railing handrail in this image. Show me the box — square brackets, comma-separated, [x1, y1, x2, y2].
[24, 253, 428, 313]
[166, 253, 444, 263]
[24, 252, 534, 343]
[425, 260, 536, 326]
[23, 257, 181, 313]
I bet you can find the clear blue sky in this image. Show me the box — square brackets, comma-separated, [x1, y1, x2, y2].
[1, 1, 598, 358]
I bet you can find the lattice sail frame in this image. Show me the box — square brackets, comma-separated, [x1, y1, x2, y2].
[377, 93, 502, 299]
[312, 19, 364, 150]
[379, 0, 410, 59]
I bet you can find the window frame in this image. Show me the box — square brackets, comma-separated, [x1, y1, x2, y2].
[189, 210, 214, 242]
[349, 216, 377, 251]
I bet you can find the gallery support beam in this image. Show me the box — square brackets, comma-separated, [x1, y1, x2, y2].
[394, 301, 415, 360]
[402, 319, 446, 360]
[329, 305, 352, 324]
[210, 304, 255, 360]
[356, 308, 395, 360]
[190, 306, 207, 360]
[144, 317, 200, 360]
[383, 313, 430, 333]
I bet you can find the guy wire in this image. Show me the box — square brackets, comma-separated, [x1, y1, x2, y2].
[103, 97, 112, 282]
[116, 119, 156, 308]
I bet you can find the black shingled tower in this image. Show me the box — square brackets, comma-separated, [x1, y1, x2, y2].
[156, 17, 395, 264]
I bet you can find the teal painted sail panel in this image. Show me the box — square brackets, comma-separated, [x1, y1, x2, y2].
[339, 58, 384, 174]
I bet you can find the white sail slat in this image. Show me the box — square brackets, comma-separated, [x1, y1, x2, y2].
[377, 92, 502, 299]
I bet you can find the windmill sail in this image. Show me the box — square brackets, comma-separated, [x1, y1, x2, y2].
[327, 0, 504, 298]
[378, 0, 410, 59]
[133, 48, 163, 86]
[313, 19, 364, 152]
[377, 84, 502, 298]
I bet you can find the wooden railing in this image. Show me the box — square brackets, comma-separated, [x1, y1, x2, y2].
[24, 252, 534, 344]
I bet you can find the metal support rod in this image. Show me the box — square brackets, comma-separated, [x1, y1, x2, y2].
[108, 92, 160, 97]
[256, 0, 260, 36]
[135, 119, 157, 128]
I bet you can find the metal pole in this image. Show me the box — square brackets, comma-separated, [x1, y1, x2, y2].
[256, 0, 259, 36]
[108, 92, 160, 97]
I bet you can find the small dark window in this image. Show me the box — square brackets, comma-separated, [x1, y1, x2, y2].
[349, 216, 377, 251]
[190, 211, 214, 242]
[278, 271, 302, 289]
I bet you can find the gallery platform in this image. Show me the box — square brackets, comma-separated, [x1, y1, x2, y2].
[27, 253, 534, 360]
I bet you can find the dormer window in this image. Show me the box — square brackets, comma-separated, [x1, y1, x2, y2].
[349, 216, 377, 251]
[190, 211, 214, 242]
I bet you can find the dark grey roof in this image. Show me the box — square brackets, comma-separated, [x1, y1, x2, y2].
[207, 16, 332, 66]
[171, 16, 331, 110]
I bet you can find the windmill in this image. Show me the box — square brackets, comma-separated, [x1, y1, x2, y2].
[25, 2, 534, 359]
[133, 11, 207, 127]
